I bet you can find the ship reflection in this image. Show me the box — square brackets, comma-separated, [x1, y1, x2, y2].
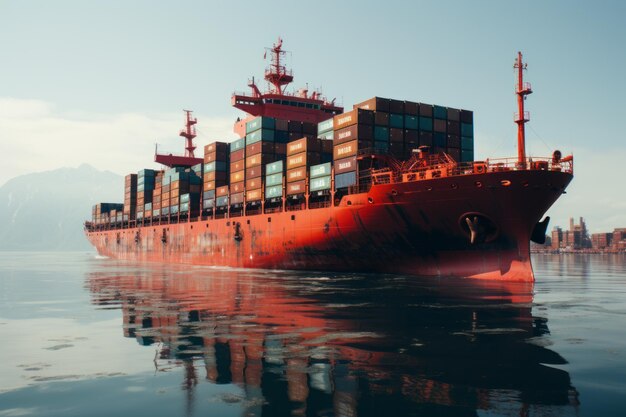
[87, 263, 579, 416]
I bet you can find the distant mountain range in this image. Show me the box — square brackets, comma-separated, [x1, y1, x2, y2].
[0, 164, 122, 251]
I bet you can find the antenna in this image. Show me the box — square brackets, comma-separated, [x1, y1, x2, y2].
[179, 110, 198, 158]
[513, 52, 533, 166]
[264, 37, 294, 95]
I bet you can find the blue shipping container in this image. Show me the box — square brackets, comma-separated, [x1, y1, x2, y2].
[265, 160, 283, 175]
[230, 138, 245, 152]
[317, 118, 334, 134]
[335, 171, 357, 189]
[246, 128, 275, 145]
[434, 105, 447, 120]
[310, 175, 331, 192]
[374, 126, 389, 142]
[404, 115, 418, 130]
[310, 162, 331, 179]
[389, 114, 404, 128]
[246, 116, 276, 134]
[461, 136, 474, 150]
[265, 172, 283, 187]
[419, 117, 433, 131]
[461, 123, 474, 137]
[265, 184, 283, 199]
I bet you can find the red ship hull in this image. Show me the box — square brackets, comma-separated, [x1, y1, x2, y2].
[86, 169, 572, 282]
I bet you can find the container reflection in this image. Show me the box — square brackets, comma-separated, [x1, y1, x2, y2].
[87, 263, 579, 416]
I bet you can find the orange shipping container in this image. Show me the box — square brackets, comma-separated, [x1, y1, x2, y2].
[334, 156, 358, 174]
[333, 140, 358, 160]
[246, 166, 262, 179]
[231, 181, 244, 193]
[287, 137, 322, 155]
[230, 159, 245, 172]
[246, 189, 262, 201]
[230, 170, 245, 183]
[286, 180, 306, 195]
[286, 167, 307, 183]
[333, 108, 374, 130]
[216, 186, 229, 196]
[245, 177, 262, 190]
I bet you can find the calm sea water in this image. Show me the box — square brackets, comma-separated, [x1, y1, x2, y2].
[0, 252, 624, 416]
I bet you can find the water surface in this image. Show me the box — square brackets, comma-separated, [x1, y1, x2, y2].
[0, 252, 624, 416]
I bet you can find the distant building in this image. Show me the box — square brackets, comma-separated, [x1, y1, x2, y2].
[551, 217, 591, 250]
[591, 233, 612, 250]
[612, 228, 626, 251]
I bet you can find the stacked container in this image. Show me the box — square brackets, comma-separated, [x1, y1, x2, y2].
[352, 96, 475, 162]
[152, 171, 164, 217]
[317, 118, 334, 140]
[203, 141, 229, 212]
[136, 169, 156, 220]
[123, 174, 137, 222]
[286, 137, 332, 197]
[264, 160, 284, 202]
[229, 138, 246, 206]
[309, 162, 332, 195]
[92, 203, 123, 225]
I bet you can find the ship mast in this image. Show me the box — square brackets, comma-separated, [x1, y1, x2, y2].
[264, 37, 293, 95]
[514, 52, 532, 166]
[179, 109, 198, 158]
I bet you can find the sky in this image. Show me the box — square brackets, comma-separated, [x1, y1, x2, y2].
[1, 0, 625, 233]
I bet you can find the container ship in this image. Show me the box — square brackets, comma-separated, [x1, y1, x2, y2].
[85, 39, 573, 281]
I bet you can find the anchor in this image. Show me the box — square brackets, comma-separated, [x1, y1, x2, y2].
[531, 216, 550, 244]
[234, 222, 243, 242]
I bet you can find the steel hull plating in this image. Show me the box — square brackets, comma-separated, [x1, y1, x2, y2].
[86, 170, 572, 281]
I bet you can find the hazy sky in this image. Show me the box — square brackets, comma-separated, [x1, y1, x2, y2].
[1, 0, 625, 232]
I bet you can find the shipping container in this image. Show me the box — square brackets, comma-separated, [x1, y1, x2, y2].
[461, 149, 475, 162]
[461, 136, 474, 150]
[333, 124, 373, 145]
[447, 108, 460, 122]
[419, 132, 433, 147]
[246, 153, 275, 168]
[447, 120, 461, 136]
[433, 118, 447, 133]
[287, 137, 322, 155]
[419, 103, 434, 117]
[288, 120, 302, 133]
[334, 156, 357, 174]
[246, 140, 275, 156]
[204, 141, 229, 155]
[390, 128, 404, 143]
[230, 138, 245, 153]
[374, 126, 389, 142]
[435, 132, 447, 148]
[265, 172, 283, 187]
[231, 181, 244, 194]
[286, 166, 307, 183]
[374, 140, 389, 152]
[230, 159, 245, 172]
[374, 112, 389, 126]
[246, 128, 275, 145]
[265, 184, 282, 199]
[404, 115, 418, 130]
[204, 150, 228, 163]
[204, 161, 228, 173]
[275, 130, 289, 142]
[335, 171, 357, 189]
[404, 101, 419, 115]
[333, 108, 374, 130]
[203, 190, 216, 199]
[286, 152, 322, 170]
[389, 99, 404, 114]
[203, 170, 228, 182]
[317, 130, 334, 140]
[245, 177, 262, 190]
[230, 192, 244, 205]
[333, 140, 359, 159]
[310, 176, 331, 192]
[447, 135, 461, 148]
[286, 180, 306, 195]
[419, 117, 433, 131]
[246, 116, 276, 133]
[460, 110, 473, 124]
[275, 119, 289, 131]
[216, 196, 229, 207]
[265, 160, 283, 176]
[310, 162, 331, 179]
[461, 123, 474, 137]
[203, 199, 214, 209]
[246, 189, 262, 201]
[447, 148, 461, 161]
[353, 97, 390, 112]
[317, 118, 334, 134]
[230, 170, 245, 184]
[246, 166, 262, 179]
[434, 105, 447, 120]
